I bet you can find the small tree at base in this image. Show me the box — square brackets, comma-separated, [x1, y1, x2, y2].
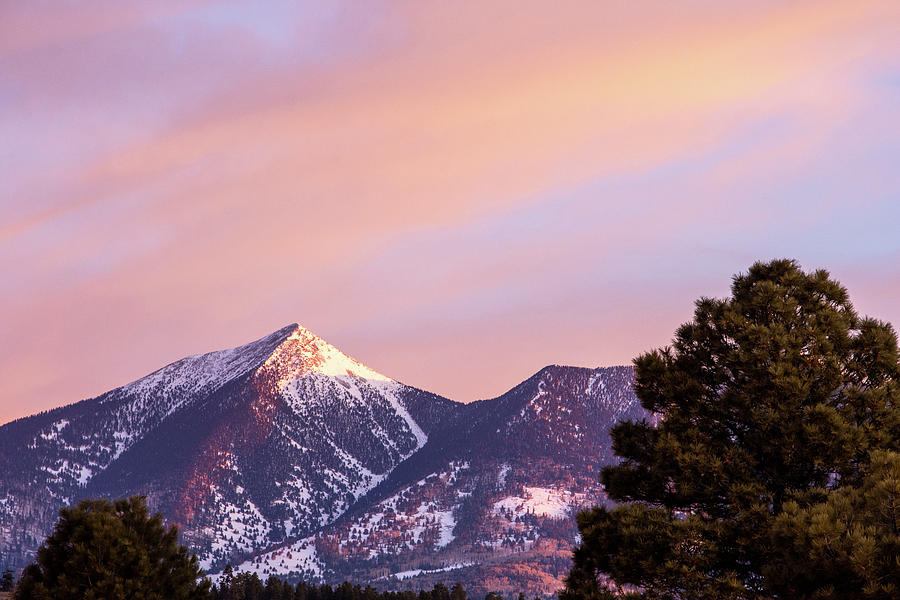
[562, 259, 900, 599]
[15, 495, 209, 600]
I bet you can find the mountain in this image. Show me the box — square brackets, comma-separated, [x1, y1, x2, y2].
[0, 324, 651, 598]
[230, 365, 651, 597]
[0, 324, 456, 570]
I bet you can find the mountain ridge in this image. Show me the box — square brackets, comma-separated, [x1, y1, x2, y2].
[0, 323, 458, 569]
[227, 363, 648, 598]
[0, 324, 649, 598]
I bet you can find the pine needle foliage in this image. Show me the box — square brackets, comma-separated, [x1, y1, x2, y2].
[562, 259, 900, 599]
[14, 495, 209, 600]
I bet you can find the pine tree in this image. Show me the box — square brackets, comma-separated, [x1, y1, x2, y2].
[431, 583, 450, 600]
[563, 259, 900, 599]
[450, 582, 467, 600]
[264, 575, 286, 600]
[767, 449, 900, 599]
[14, 496, 209, 600]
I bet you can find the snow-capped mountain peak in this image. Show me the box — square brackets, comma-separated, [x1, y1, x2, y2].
[120, 324, 294, 401]
[0, 322, 449, 573]
[258, 324, 393, 389]
[0, 324, 650, 599]
[118, 323, 390, 406]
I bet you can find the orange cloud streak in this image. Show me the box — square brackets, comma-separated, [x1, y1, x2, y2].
[1, 0, 898, 422]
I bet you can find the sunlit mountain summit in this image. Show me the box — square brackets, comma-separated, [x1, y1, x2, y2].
[0, 324, 649, 598]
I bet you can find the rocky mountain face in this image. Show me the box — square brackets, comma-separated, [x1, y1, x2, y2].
[0, 325, 651, 598]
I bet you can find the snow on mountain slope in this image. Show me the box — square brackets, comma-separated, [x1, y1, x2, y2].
[0, 323, 652, 600]
[257, 326, 393, 384]
[122, 325, 295, 403]
[492, 486, 574, 519]
[223, 365, 652, 599]
[231, 536, 324, 583]
[0, 323, 457, 571]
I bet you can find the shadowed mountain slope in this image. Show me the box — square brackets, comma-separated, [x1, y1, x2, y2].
[0, 324, 457, 570]
[0, 325, 652, 598]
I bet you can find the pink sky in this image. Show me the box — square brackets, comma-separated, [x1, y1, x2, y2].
[2, 0, 900, 424]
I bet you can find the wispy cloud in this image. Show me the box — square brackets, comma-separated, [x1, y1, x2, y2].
[1, 0, 898, 421]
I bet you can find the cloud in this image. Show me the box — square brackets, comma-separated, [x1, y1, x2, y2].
[1, 0, 899, 421]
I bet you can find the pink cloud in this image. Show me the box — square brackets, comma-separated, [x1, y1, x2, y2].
[1, 0, 898, 423]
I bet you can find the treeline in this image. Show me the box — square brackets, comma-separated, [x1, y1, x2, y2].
[211, 569, 529, 600]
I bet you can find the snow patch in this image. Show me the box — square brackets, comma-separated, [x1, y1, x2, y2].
[387, 563, 474, 581]
[256, 325, 393, 388]
[226, 536, 323, 582]
[203, 488, 273, 570]
[434, 509, 456, 548]
[521, 381, 548, 417]
[123, 327, 287, 402]
[588, 372, 607, 394]
[497, 463, 510, 488]
[492, 486, 576, 519]
[368, 380, 427, 451]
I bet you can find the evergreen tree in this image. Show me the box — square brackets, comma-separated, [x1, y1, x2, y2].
[563, 259, 900, 599]
[450, 582, 467, 600]
[264, 576, 286, 600]
[214, 570, 267, 600]
[335, 581, 356, 600]
[14, 495, 209, 600]
[244, 573, 265, 600]
[767, 449, 900, 599]
[203, 575, 490, 600]
[431, 583, 450, 600]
